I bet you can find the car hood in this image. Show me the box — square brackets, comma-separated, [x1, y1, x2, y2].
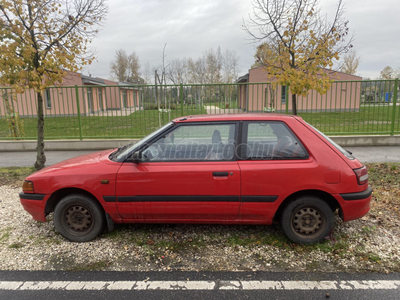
[27, 149, 117, 179]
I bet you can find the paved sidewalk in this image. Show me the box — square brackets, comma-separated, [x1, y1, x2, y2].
[0, 146, 399, 168]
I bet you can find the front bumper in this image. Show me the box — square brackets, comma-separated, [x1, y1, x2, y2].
[19, 192, 49, 222]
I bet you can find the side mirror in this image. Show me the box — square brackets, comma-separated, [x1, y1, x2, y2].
[131, 151, 141, 163]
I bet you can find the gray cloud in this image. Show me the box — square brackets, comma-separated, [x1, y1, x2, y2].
[84, 0, 400, 80]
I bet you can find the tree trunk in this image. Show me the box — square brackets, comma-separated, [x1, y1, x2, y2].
[35, 92, 46, 170]
[292, 93, 297, 115]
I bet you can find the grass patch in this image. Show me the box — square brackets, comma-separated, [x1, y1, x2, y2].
[0, 167, 35, 187]
[225, 230, 289, 248]
[68, 260, 111, 271]
[0, 228, 12, 243]
[8, 242, 24, 249]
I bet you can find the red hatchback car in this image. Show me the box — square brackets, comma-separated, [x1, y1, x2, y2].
[20, 114, 371, 244]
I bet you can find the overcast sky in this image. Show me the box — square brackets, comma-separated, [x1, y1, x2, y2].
[84, 0, 400, 81]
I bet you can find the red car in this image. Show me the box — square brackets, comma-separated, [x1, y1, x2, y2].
[20, 114, 371, 244]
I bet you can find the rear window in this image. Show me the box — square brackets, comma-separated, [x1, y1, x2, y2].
[307, 123, 355, 160]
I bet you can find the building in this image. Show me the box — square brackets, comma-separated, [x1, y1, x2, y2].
[237, 66, 362, 113]
[0, 71, 140, 118]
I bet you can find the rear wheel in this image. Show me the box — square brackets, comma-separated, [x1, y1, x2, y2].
[281, 196, 334, 244]
[54, 194, 105, 242]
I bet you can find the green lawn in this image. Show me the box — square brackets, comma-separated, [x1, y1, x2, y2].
[0, 107, 207, 139]
[299, 104, 400, 135]
[1, 105, 399, 139]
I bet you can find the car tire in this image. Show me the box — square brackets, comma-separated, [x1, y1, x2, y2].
[54, 194, 105, 242]
[280, 196, 334, 244]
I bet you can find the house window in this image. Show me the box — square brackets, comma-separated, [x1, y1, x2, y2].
[122, 90, 127, 108]
[281, 86, 287, 104]
[45, 89, 52, 109]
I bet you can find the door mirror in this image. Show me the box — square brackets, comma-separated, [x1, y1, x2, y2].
[131, 151, 141, 163]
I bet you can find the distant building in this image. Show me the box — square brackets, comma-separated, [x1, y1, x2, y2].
[0, 71, 140, 117]
[237, 66, 362, 112]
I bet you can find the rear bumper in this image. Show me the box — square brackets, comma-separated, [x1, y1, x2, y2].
[19, 192, 48, 222]
[340, 186, 372, 201]
[336, 186, 372, 222]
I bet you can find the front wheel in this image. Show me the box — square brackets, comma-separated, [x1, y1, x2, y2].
[280, 196, 334, 244]
[54, 194, 105, 242]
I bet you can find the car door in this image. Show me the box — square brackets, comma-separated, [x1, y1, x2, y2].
[237, 121, 309, 222]
[115, 122, 241, 221]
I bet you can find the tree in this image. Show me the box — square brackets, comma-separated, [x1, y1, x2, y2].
[110, 49, 141, 83]
[244, 0, 353, 115]
[204, 47, 222, 84]
[380, 66, 394, 79]
[167, 58, 188, 84]
[187, 57, 206, 84]
[395, 67, 400, 79]
[340, 51, 360, 75]
[222, 49, 240, 84]
[0, 0, 107, 170]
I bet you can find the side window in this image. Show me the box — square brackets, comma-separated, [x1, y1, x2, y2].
[141, 123, 236, 162]
[243, 122, 308, 160]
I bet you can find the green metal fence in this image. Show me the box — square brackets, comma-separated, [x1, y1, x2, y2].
[0, 79, 399, 140]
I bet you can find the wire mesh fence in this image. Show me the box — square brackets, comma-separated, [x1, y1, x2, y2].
[0, 79, 398, 140]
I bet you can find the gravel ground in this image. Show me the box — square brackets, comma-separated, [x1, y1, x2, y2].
[1, 185, 399, 273]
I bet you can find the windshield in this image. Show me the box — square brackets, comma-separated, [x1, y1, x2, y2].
[307, 123, 354, 160]
[112, 122, 175, 161]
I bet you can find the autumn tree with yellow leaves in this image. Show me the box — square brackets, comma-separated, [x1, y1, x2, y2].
[0, 0, 107, 170]
[244, 0, 353, 115]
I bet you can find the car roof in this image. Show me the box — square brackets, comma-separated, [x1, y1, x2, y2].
[172, 113, 302, 123]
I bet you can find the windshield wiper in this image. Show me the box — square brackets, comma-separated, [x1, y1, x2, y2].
[109, 144, 132, 161]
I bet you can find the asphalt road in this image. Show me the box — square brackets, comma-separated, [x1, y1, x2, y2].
[1, 271, 399, 300]
[1, 146, 399, 168]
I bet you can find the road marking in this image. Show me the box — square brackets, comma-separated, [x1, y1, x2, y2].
[0, 280, 399, 291]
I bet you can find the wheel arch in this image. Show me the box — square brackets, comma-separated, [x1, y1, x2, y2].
[274, 189, 340, 222]
[45, 187, 104, 216]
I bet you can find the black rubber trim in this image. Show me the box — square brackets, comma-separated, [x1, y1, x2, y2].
[340, 186, 372, 201]
[117, 195, 240, 203]
[241, 196, 278, 203]
[212, 172, 229, 177]
[103, 196, 117, 202]
[19, 192, 45, 201]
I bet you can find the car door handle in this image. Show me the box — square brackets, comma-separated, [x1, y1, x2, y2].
[212, 172, 229, 177]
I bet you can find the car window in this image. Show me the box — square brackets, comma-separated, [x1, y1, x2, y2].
[113, 122, 174, 161]
[141, 123, 236, 162]
[242, 121, 308, 160]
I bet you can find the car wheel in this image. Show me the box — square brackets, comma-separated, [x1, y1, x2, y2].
[280, 196, 334, 244]
[54, 194, 105, 242]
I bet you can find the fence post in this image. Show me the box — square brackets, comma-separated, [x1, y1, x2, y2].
[75, 85, 83, 140]
[180, 83, 184, 116]
[390, 78, 398, 136]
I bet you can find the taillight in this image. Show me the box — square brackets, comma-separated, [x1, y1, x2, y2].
[353, 166, 368, 185]
[23, 180, 34, 193]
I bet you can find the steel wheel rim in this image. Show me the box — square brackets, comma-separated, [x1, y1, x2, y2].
[62, 204, 94, 235]
[291, 206, 326, 239]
